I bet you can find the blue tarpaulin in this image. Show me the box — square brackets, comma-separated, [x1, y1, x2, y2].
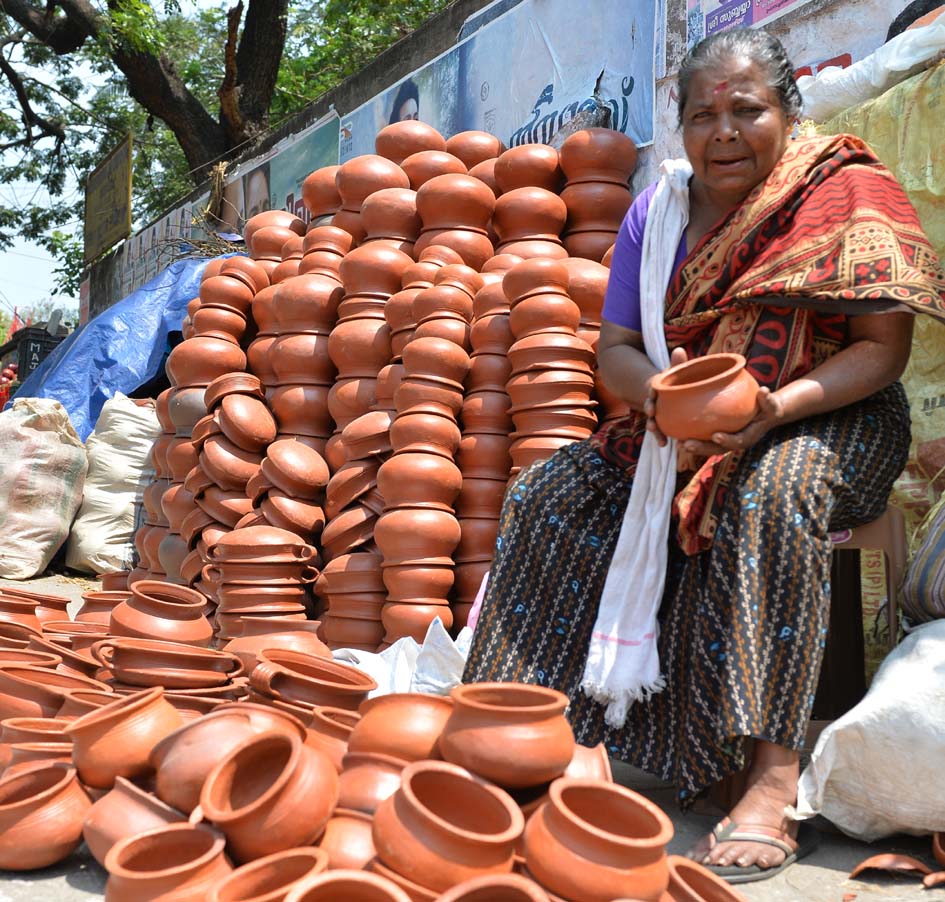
[7, 257, 218, 440]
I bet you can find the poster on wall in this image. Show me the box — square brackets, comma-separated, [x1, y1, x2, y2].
[339, 0, 655, 161]
[270, 114, 341, 222]
[687, 0, 818, 47]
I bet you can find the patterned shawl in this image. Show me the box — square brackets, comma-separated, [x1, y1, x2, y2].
[593, 133, 945, 554]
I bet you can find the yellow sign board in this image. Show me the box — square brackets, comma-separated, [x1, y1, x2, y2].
[84, 134, 133, 263]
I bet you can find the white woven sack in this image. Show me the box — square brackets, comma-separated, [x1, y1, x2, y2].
[65, 393, 160, 574]
[0, 398, 87, 579]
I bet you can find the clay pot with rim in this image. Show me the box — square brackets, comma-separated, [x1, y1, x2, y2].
[210, 847, 330, 902]
[393, 375, 464, 418]
[664, 854, 749, 901]
[270, 331, 336, 385]
[103, 822, 232, 902]
[650, 353, 760, 442]
[196, 487, 254, 528]
[493, 187, 567, 245]
[561, 181, 632, 234]
[412, 228, 495, 272]
[456, 518, 500, 562]
[381, 602, 454, 643]
[56, 688, 120, 720]
[361, 187, 421, 244]
[562, 228, 622, 264]
[439, 683, 574, 789]
[468, 158, 499, 195]
[336, 155, 410, 214]
[372, 759, 524, 893]
[457, 432, 512, 477]
[509, 293, 581, 339]
[375, 120, 447, 165]
[91, 638, 244, 690]
[461, 390, 513, 434]
[415, 173, 496, 232]
[0, 596, 42, 632]
[402, 335, 471, 384]
[522, 778, 674, 902]
[304, 706, 359, 773]
[301, 225, 353, 276]
[348, 693, 453, 762]
[209, 525, 315, 563]
[252, 225, 300, 262]
[269, 385, 333, 437]
[285, 869, 412, 902]
[327, 376, 379, 427]
[319, 504, 378, 562]
[324, 460, 380, 519]
[446, 131, 506, 169]
[0, 716, 70, 771]
[469, 314, 514, 356]
[401, 150, 467, 190]
[317, 808, 376, 871]
[377, 453, 463, 511]
[65, 686, 184, 789]
[507, 370, 595, 407]
[166, 335, 247, 388]
[250, 649, 377, 711]
[223, 618, 331, 675]
[110, 580, 213, 647]
[302, 166, 342, 218]
[467, 352, 512, 389]
[272, 273, 345, 335]
[198, 729, 339, 863]
[218, 393, 277, 452]
[3, 741, 73, 779]
[374, 508, 462, 564]
[74, 590, 129, 625]
[0, 763, 91, 870]
[328, 318, 391, 378]
[83, 775, 187, 867]
[244, 211, 306, 249]
[382, 560, 456, 603]
[0, 665, 110, 720]
[438, 873, 550, 902]
[315, 552, 384, 594]
[494, 144, 562, 194]
[558, 127, 638, 185]
[337, 751, 406, 814]
[388, 409, 462, 458]
[199, 274, 255, 317]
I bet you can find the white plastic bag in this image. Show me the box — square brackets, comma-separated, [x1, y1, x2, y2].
[796, 619, 945, 840]
[65, 394, 160, 574]
[0, 398, 88, 579]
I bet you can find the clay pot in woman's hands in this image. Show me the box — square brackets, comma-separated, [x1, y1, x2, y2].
[650, 353, 760, 441]
[210, 847, 329, 902]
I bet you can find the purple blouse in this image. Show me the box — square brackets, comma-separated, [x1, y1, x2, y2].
[601, 183, 689, 333]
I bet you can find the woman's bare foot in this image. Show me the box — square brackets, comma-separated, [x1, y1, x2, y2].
[688, 741, 800, 871]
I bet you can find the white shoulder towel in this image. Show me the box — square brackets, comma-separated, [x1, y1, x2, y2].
[581, 159, 693, 728]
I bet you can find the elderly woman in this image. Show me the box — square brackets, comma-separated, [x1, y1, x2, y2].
[463, 28, 945, 884]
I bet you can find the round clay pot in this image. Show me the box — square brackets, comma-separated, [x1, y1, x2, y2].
[104, 822, 232, 902]
[327, 376, 379, 427]
[270, 332, 336, 385]
[156, 387, 174, 430]
[250, 650, 377, 711]
[218, 394, 277, 452]
[456, 518, 500, 562]
[201, 435, 262, 489]
[377, 453, 463, 511]
[0, 763, 91, 871]
[302, 167, 342, 218]
[561, 230, 620, 263]
[650, 353, 759, 442]
[315, 552, 383, 594]
[388, 409, 462, 459]
[470, 314, 515, 356]
[223, 620, 330, 674]
[393, 374, 464, 418]
[339, 410, 393, 459]
[252, 225, 300, 262]
[446, 131, 506, 169]
[493, 187, 567, 244]
[461, 390, 512, 434]
[402, 335, 471, 384]
[468, 158, 499, 195]
[328, 319, 391, 378]
[415, 173, 496, 232]
[502, 258, 569, 303]
[375, 121, 447, 165]
[467, 352, 512, 390]
[401, 150, 467, 190]
[522, 778, 674, 902]
[3, 741, 73, 778]
[284, 869, 412, 902]
[506, 370, 595, 407]
[157, 531, 190, 580]
[440, 683, 574, 789]
[507, 332, 595, 375]
[561, 181, 632, 232]
[303, 706, 359, 773]
[381, 561, 455, 602]
[272, 273, 345, 334]
[558, 127, 638, 186]
[317, 808, 376, 871]
[457, 433, 512, 478]
[494, 144, 562, 194]
[438, 873, 550, 902]
[320, 503, 378, 562]
[381, 603, 454, 643]
[65, 686, 183, 789]
[209, 524, 315, 563]
[211, 847, 330, 902]
[330, 208, 366, 243]
[83, 775, 187, 867]
[339, 244, 414, 302]
[196, 486, 255, 528]
[336, 155, 410, 212]
[200, 274, 255, 316]
[664, 854, 748, 901]
[509, 293, 581, 339]
[413, 228, 495, 272]
[166, 335, 247, 388]
[268, 386, 333, 437]
[0, 648, 58, 672]
[324, 460, 380, 519]
[509, 436, 577, 470]
[337, 751, 406, 814]
[374, 508, 462, 564]
[245, 211, 306, 249]
[199, 730, 339, 863]
[74, 590, 130, 625]
[0, 665, 110, 721]
[0, 596, 51, 634]
[321, 615, 384, 650]
[110, 581, 213, 647]
[56, 688, 119, 720]
[0, 716, 70, 771]
[361, 187, 421, 242]
[91, 638, 244, 690]
[349, 693, 453, 762]
[372, 759, 524, 893]
[508, 402, 598, 436]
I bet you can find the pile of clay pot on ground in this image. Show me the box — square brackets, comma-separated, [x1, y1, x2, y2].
[0, 580, 743, 900]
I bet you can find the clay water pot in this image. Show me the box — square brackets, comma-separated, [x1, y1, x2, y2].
[562, 230, 620, 263]
[104, 822, 232, 902]
[223, 620, 330, 674]
[268, 386, 333, 437]
[244, 211, 306, 248]
[507, 333, 596, 376]
[83, 775, 187, 867]
[664, 855, 748, 901]
[321, 616, 384, 650]
[56, 688, 119, 720]
[0, 648, 61, 670]
[361, 187, 421, 242]
[111, 581, 213, 647]
[200, 274, 255, 316]
[461, 390, 513, 434]
[199, 730, 339, 863]
[330, 208, 366, 243]
[468, 157, 499, 195]
[381, 603, 454, 642]
[28, 634, 101, 678]
[0, 763, 91, 870]
[382, 561, 455, 602]
[0, 716, 70, 771]
[303, 166, 342, 218]
[440, 683, 574, 789]
[457, 433, 512, 478]
[3, 741, 73, 778]
[349, 693, 453, 762]
[328, 376, 379, 426]
[388, 409, 462, 458]
[100, 571, 131, 592]
[494, 144, 562, 194]
[156, 386, 175, 429]
[301, 706, 358, 772]
[446, 131, 505, 169]
[372, 759, 524, 892]
[210, 525, 315, 563]
[375, 120, 447, 164]
[401, 150, 467, 189]
[252, 225, 300, 262]
[510, 436, 578, 469]
[211, 847, 330, 902]
[65, 686, 183, 789]
[91, 638, 244, 690]
[558, 127, 638, 185]
[561, 181, 632, 233]
[416, 173, 496, 231]
[270, 332, 336, 386]
[402, 335, 471, 383]
[470, 314, 515, 356]
[523, 778, 674, 902]
[374, 508, 462, 564]
[315, 552, 383, 594]
[650, 353, 760, 441]
[218, 393, 277, 452]
[457, 518, 500, 562]
[197, 487, 255, 528]
[503, 258, 569, 302]
[319, 504, 378, 562]
[438, 874, 550, 902]
[467, 352, 512, 389]
[324, 460, 380, 518]
[393, 374, 464, 418]
[165, 437, 199, 481]
[250, 650, 377, 711]
[166, 335, 247, 388]
[0, 596, 42, 632]
[413, 311, 473, 350]
[285, 869, 412, 902]
[271, 274, 344, 334]
[201, 434, 263, 490]
[317, 808, 376, 870]
[328, 318, 391, 377]
[377, 453, 463, 511]
[509, 403, 598, 436]
[509, 294, 581, 340]
[507, 370, 595, 407]
[0, 665, 110, 720]
[339, 243, 414, 301]
[337, 155, 412, 211]
[493, 187, 567, 244]
[337, 752, 406, 814]
[413, 228, 495, 272]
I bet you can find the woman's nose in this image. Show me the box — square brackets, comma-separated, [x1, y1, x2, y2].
[713, 113, 739, 141]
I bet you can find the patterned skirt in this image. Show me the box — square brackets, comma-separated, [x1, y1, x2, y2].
[463, 383, 911, 806]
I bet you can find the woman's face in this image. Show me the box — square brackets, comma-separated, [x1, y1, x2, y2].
[396, 98, 419, 121]
[681, 57, 793, 208]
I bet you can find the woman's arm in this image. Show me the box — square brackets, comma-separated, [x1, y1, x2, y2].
[680, 311, 915, 456]
[597, 319, 662, 411]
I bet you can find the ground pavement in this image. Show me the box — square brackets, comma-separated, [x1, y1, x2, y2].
[0, 573, 934, 901]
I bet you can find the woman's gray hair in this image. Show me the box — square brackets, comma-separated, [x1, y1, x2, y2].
[677, 29, 802, 126]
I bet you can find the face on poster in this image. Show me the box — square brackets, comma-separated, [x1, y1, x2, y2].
[269, 116, 341, 222]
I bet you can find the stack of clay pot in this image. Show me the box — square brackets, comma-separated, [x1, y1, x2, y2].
[332, 153, 410, 247]
[270, 234, 304, 285]
[302, 164, 342, 226]
[559, 126, 637, 264]
[244, 212, 306, 284]
[134, 388, 173, 585]
[505, 259, 598, 474]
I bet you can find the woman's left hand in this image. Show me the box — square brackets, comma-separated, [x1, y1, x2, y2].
[680, 387, 785, 458]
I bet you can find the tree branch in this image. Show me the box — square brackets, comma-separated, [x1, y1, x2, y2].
[0, 37, 65, 148]
[218, 0, 245, 145]
[235, 0, 288, 133]
[0, 0, 90, 53]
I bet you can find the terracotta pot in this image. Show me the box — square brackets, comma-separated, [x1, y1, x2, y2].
[457, 433, 513, 478]
[272, 274, 344, 335]
[199, 730, 339, 863]
[3, 740, 73, 777]
[558, 127, 638, 186]
[470, 314, 514, 357]
[83, 775, 187, 867]
[494, 144, 562, 194]
[456, 518, 500, 562]
[509, 436, 577, 470]
[461, 390, 512, 434]
[361, 187, 422, 242]
[493, 188, 567, 244]
[468, 158, 499, 195]
[216, 586, 309, 616]
[328, 319, 391, 380]
[375, 121, 447, 165]
[523, 778, 674, 902]
[56, 688, 119, 720]
[0, 763, 91, 870]
[412, 317, 471, 352]
[561, 230, 619, 263]
[393, 375, 464, 418]
[402, 335, 471, 384]
[250, 650, 377, 711]
[252, 225, 301, 262]
[110, 581, 213, 647]
[502, 259, 569, 302]
[166, 335, 247, 388]
[413, 228, 494, 272]
[664, 854, 748, 901]
[466, 352, 512, 390]
[508, 403, 598, 436]
[381, 561, 455, 602]
[300, 706, 357, 772]
[0, 596, 42, 632]
[327, 376, 378, 426]
[196, 487, 255, 528]
[415, 173, 496, 232]
[381, 603, 454, 643]
[388, 409, 462, 459]
[506, 370, 595, 408]
[440, 683, 574, 789]
[509, 294, 581, 339]
[218, 394, 277, 453]
[339, 245, 414, 305]
[377, 453, 463, 511]
[0, 665, 110, 720]
[507, 333, 595, 376]
[317, 808, 376, 871]
[337, 155, 411, 213]
[268, 386, 333, 436]
[211, 847, 330, 902]
[0, 716, 70, 771]
[91, 638, 243, 690]
[156, 387, 175, 430]
[321, 503, 379, 563]
[201, 434, 263, 490]
[446, 131, 505, 169]
[372, 759, 523, 892]
[0, 647, 59, 671]
[284, 869, 412, 902]
[561, 181, 632, 234]
[368, 860, 437, 901]
[321, 616, 384, 650]
[324, 461, 380, 519]
[209, 524, 315, 563]
[374, 362, 404, 408]
[315, 552, 384, 594]
[437, 873, 550, 902]
[650, 353, 759, 442]
[337, 752, 406, 814]
[200, 274, 255, 317]
[104, 822, 232, 902]
[374, 508, 462, 564]
[204, 371, 265, 409]
[401, 150, 467, 190]
[244, 211, 306, 249]
[251, 283, 279, 332]
[349, 693, 453, 762]
[223, 620, 330, 674]
[74, 591, 124, 628]
[302, 167, 342, 218]
[65, 687, 183, 789]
